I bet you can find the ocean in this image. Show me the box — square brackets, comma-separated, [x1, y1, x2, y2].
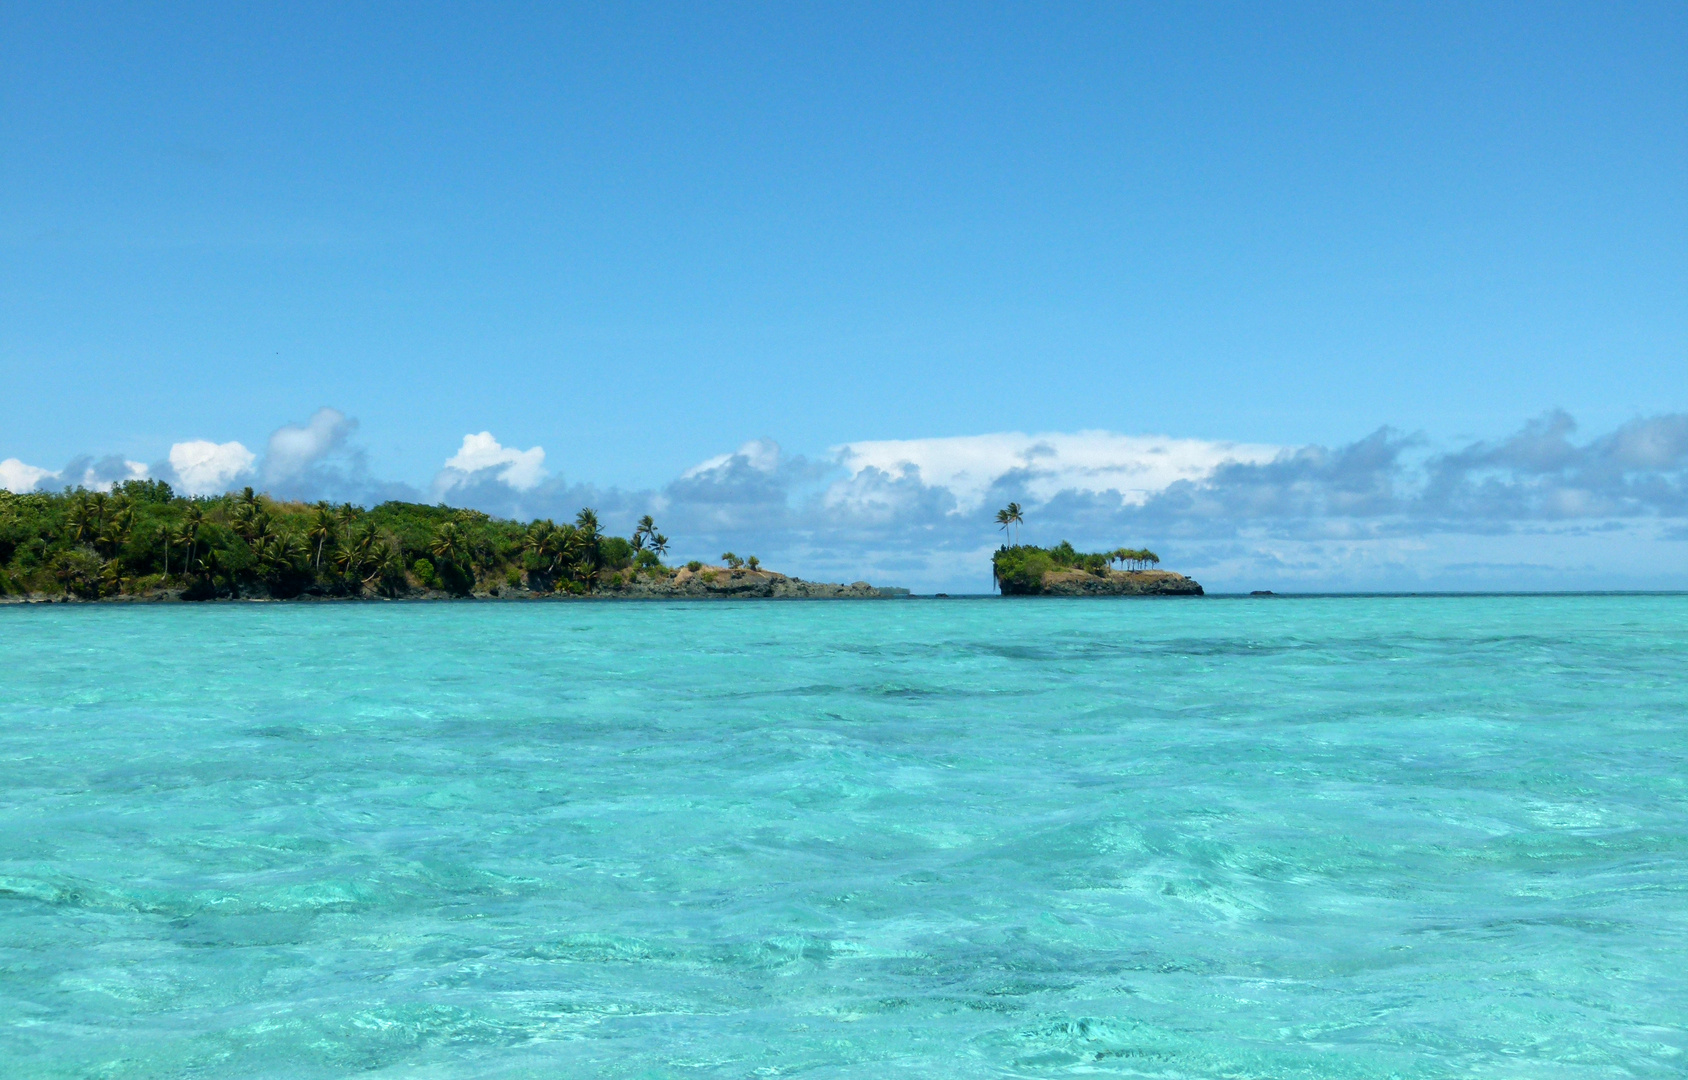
[2, 595, 1685, 1078]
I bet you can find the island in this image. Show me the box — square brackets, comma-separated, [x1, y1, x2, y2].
[0, 481, 904, 602]
[992, 542, 1203, 596]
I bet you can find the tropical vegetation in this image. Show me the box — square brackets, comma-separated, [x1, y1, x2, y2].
[0, 480, 681, 600]
[992, 541, 1161, 593]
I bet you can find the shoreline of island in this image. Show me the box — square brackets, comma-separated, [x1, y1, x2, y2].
[0, 482, 917, 603]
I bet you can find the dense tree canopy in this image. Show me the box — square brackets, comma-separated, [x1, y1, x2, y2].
[0, 482, 674, 600]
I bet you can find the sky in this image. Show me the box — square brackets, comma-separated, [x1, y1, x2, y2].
[2, 2, 1685, 592]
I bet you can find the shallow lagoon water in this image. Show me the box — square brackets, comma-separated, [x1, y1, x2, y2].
[2, 595, 1686, 1078]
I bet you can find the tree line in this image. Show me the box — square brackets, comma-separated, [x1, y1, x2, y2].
[0, 481, 680, 600]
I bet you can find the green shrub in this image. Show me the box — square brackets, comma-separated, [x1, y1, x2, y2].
[992, 546, 1055, 594]
[600, 535, 634, 570]
[413, 558, 439, 588]
[686, 560, 703, 572]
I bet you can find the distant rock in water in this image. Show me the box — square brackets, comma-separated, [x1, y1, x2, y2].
[1000, 568, 1204, 597]
[601, 565, 905, 600]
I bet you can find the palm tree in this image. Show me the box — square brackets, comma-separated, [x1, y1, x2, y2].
[430, 521, 467, 568]
[93, 500, 133, 559]
[307, 504, 337, 570]
[524, 519, 578, 578]
[649, 533, 669, 559]
[996, 502, 1024, 545]
[180, 504, 204, 573]
[332, 540, 361, 576]
[197, 546, 226, 592]
[573, 509, 602, 586]
[334, 521, 378, 578]
[100, 557, 124, 596]
[67, 496, 97, 545]
[364, 540, 401, 589]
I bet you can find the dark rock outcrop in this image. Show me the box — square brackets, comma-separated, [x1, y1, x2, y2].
[602, 565, 904, 599]
[1001, 569, 1204, 597]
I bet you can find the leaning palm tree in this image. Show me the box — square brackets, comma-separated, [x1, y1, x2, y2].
[996, 507, 1013, 543]
[364, 540, 402, 587]
[1004, 502, 1023, 544]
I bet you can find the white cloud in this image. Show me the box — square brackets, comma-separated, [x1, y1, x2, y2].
[683, 438, 782, 478]
[0, 458, 56, 493]
[0, 457, 147, 493]
[264, 407, 356, 482]
[832, 430, 1281, 512]
[79, 460, 149, 491]
[434, 432, 547, 494]
[169, 439, 256, 496]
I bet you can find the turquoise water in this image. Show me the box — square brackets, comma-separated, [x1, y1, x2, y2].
[2, 596, 1686, 1078]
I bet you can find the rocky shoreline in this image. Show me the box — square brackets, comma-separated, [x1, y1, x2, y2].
[0, 564, 909, 603]
[1000, 568, 1204, 597]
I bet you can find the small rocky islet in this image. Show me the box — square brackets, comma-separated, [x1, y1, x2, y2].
[991, 542, 1204, 596]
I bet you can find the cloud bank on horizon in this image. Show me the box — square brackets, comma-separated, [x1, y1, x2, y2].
[4, 409, 1686, 592]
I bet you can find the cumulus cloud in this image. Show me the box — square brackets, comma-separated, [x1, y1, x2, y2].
[73, 456, 150, 491]
[433, 432, 547, 496]
[0, 458, 56, 493]
[0, 456, 148, 493]
[264, 407, 357, 483]
[168, 439, 256, 497]
[835, 431, 1281, 512]
[682, 438, 783, 479]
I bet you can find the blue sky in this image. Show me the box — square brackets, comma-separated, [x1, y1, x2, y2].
[2, 3, 1685, 591]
